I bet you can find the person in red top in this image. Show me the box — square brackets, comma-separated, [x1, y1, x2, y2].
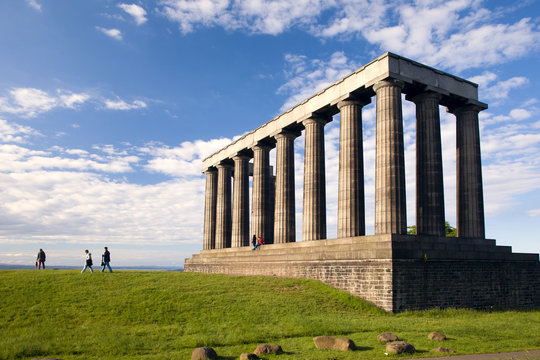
[252, 236, 264, 250]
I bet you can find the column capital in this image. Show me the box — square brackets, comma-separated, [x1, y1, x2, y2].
[302, 115, 331, 127]
[373, 78, 405, 92]
[203, 166, 218, 174]
[232, 154, 251, 161]
[447, 103, 487, 115]
[275, 130, 300, 141]
[252, 142, 273, 152]
[411, 91, 442, 104]
[216, 162, 233, 169]
[337, 97, 371, 110]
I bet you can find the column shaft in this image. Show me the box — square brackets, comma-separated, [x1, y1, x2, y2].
[251, 144, 271, 242]
[274, 132, 297, 243]
[373, 79, 407, 234]
[414, 92, 445, 236]
[302, 116, 329, 241]
[454, 105, 485, 238]
[231, 155, 250, 247]
[215, 163, 232, 248]
[337, 99, 370, 238]
[203, 168, 218, 250]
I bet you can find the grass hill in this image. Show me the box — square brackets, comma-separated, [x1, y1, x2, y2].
[0, 270, 539, 359]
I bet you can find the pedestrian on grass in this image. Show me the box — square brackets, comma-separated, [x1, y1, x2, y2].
[252, 234, 257, 248]
[81, 250, 93, 273]
[36, 248, 46, 269]
[252, 236, 264, 250]
[101, 247, 113, 273]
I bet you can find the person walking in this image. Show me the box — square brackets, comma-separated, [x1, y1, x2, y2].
[101, 247, 113, 273]
[81, 250, 93, 273]
[36, 249, 46, 269]
[252, 236, 264, 250]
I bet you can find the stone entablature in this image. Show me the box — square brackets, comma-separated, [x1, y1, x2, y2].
[202, 52, 486, 171]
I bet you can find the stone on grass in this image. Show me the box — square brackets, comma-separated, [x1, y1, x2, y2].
[377, 332, 399, 343]
[313, 336, 355, 351]
[192, 346, 217, 360]
[386, 341, 415, 355]
[239, 353, 258, 360]
[428, 331, 447, 341]
[253, 344, 283, 355]
[433, 347, 455, 353]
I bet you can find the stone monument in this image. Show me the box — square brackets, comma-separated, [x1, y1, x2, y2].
[184, 53, 540, 312]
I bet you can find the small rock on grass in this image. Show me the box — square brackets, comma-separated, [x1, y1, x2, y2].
[377, 333, 399, 343]
[386, 341, 415, 354]
[192, 346, 218, 360]
[428, 331, 447, 341]
[239, 353, 258, 360]
[253, 344, 283, 355]
[313, 336, 356, 351]
[433, 347, 455, 353]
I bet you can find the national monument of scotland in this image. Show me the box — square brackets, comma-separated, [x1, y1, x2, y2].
[184, 53, 540, 312]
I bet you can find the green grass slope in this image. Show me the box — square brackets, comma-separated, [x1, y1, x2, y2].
[0, 270, 539, 360]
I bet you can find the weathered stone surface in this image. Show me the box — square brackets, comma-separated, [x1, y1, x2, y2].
[386, 341, 415, 354]
[253, 344, 282, 355]
[313, 336, 356, 351]
[377, 332, 399, 343]
[239, 353, 258, 360]
[428, 331, 447, 341]
[191, 346, 218, 360]
[433, 347, 455, 353]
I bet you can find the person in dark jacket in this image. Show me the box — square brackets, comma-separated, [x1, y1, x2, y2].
[36, 249, 46, 269]
[252, 236, 264, 250]
[251, 234, 257, 248]
[101, 247, 113, 273]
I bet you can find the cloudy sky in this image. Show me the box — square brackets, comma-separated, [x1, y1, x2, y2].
[1, 0, 539, 267]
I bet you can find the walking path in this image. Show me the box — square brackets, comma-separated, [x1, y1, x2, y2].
[405, 350, 540, 360]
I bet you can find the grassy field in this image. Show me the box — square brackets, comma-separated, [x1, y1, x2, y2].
[0, 270, 539, 360]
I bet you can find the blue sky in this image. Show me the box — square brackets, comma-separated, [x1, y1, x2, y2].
[1, 0, 539, 267]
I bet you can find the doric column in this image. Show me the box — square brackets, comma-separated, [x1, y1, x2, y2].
[251, 143, 272, 243]
[274, 131, 298, 244]
[215, 163, 232, 248]
[302, 115, 330, 241]
[231, 155, 250, 247]
[373, 79, 407, 235]
[452, 104, 485, 238]
[413, 92, 445, 236]
[203, 168, 218, 250]
[337, 98, 370, 238]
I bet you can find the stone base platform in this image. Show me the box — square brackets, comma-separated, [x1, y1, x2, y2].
[184, 235, 540, 312]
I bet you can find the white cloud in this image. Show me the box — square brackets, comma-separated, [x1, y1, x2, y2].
[96, 27, 123, 41]
[26, 0, 41, 11]
[0, 119, 41, 143]
[528, 209, 540, 217]
[104, 98, 147, 110]
[470, 72, 529, 102]
[277, 51, 359, 111]
[509, 108, 532, 121]
[118, 3, 148, 25]
[159, 0, 540, 72]
[0, 88, 92, 118]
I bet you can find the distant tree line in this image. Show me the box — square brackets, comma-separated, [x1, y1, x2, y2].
[407, 221, 457, 237]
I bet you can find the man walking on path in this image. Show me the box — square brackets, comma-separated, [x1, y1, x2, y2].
[101, 247, 113, 273]
[36, 249, 46, 269]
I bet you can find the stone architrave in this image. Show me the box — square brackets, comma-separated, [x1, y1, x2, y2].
[231, 155, 250, 247]
[337, 98, 370, 238]
[413, 92, 445, 236]
[373, 79, 407, 235]
[452, 104, 485, 238]
[274, 131, 298, 244]
[302, 115, 330, 241]
[215, 163, 232, 248]
[251, 143, 272, 242]
[203, 168, 218, 250]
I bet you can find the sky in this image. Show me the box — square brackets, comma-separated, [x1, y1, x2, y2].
[0, 0, 539, 267]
